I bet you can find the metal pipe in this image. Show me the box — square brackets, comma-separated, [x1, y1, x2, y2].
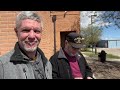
[91, 14, 97, 53]
[52, 15, 57, 54]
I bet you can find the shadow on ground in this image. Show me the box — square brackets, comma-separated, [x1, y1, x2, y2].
[86, 59, 120, 79]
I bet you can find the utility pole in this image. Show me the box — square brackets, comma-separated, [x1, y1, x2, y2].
[91, 14, 97, 54]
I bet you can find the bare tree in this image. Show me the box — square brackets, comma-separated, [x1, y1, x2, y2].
[97, 11, 120, 29]
[81, 11, 120, 30]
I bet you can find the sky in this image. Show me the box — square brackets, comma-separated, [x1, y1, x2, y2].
[80, 11, 120, 40]
[101, 26, 120, 40]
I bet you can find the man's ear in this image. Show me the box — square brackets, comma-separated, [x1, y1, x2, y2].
[65, 40, 68, 45]
[14, 28, 18, 36]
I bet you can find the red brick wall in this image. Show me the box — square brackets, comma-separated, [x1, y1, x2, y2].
[0, 11, 80, 59]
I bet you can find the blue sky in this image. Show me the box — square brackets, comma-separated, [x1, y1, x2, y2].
[81, 11, 120, 40]
[101, 26, 120, 40]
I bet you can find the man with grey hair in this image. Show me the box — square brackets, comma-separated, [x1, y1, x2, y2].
[0, 11, 52, 79]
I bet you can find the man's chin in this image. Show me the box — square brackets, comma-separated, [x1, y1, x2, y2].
[70, 53, 77, 56]
[68, 53, 76, 56]
[24, 47, 37, 52]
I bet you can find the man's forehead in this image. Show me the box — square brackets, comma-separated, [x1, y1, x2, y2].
[20, 19, 41, 27]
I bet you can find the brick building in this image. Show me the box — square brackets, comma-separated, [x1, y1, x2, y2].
[0, 11, 80, 59]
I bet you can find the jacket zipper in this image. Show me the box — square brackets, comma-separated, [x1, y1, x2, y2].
[67, 69, 71, 79]
[23, 68, 27, 79]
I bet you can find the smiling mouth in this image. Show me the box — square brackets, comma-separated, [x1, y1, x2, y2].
[25, 41, 37, 46]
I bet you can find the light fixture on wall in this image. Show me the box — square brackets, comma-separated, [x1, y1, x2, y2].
[64, 11, 67, 18]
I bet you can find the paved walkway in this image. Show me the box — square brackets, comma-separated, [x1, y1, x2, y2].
[82, 53, 120, 62]
[97, 48, 120, 57]
[82, 48, 120, 62]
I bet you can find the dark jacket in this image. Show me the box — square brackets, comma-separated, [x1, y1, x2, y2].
[50, 48, 93, 79]
[0, 42, 52, 79]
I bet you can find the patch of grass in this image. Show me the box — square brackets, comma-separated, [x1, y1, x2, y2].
[80, 48, 92, 52]
[107, 54, 120, 59]
[83, 52, 120, 59]
[83, 52, 98, 58]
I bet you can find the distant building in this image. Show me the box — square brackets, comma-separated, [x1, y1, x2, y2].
[96, 40, 108, 48]
[97, 39, 120, 48]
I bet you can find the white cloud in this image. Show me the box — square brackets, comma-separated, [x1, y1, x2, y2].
[80, 11, 91, 28]
[80, 11, 112, 28]
[95, 20, 112, 27]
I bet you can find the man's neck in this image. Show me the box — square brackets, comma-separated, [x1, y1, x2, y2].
[26, 51, 37, 60]
[27, 52, 36, 59]
[20, 47, 37, 60]
[18, 43, 37, 61]
[64, 48, 76, 57]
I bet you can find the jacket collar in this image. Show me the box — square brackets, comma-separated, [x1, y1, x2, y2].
[10, 42, 47, 66]
[58, 47, 81, 60]
[58, 47, 67, 59]
[10, 42, 27, 63]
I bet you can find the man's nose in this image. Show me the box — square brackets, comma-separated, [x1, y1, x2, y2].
[28, 30, 35, 39]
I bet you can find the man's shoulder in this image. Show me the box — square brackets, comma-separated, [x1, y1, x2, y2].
[78, 51, 85, 57]
[49, 51, 59, 60]
[0, 49, 14, 65]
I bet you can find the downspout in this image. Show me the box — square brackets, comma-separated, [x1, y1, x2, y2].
[52, 15, 57, 54]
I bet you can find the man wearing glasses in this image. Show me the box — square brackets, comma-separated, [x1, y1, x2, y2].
[50, 32, 93, 79]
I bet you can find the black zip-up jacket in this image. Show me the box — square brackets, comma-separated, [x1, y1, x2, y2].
[49, 48, 93, 79]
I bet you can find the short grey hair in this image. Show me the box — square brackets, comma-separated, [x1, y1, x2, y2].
[16, 11, 43, 29]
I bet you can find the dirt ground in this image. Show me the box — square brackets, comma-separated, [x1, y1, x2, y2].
[87, 59, 120, 79]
